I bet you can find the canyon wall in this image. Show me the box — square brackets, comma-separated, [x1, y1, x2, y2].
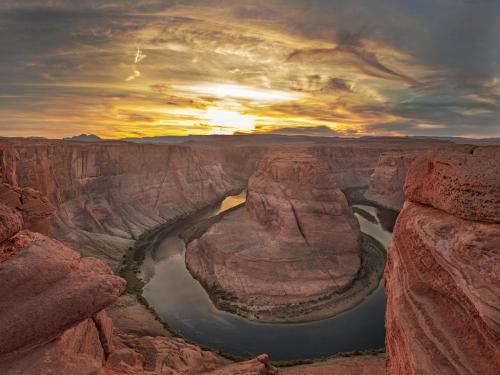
[365, 144, 475, 211]
[385, 146, 500, 374]
[0, 182, 278, 374]
[0, 140, 270, 269]
[364, 151, 423, 211]
[0, 138, 447, 269]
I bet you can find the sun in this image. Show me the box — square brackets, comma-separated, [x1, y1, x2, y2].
[203, 107, 256, 134]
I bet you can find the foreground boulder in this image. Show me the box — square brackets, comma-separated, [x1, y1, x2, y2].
[385, 147, 500, 374]
[186, 150, 364, 322]
[0, 183, 278, 374]
[0, 231, 125, 357]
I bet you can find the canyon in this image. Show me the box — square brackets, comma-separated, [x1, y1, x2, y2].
[185, 149, 366, 322]
[385, 146, 500, 374]
[0, 136, 498, 374]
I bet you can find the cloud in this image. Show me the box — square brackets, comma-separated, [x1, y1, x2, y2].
[0, 0, 498, 138]
[134, 48, 146, 63]
[257, 125, 357, 137]
[322, 78, 351, 93]
[287, 46, 416, 84]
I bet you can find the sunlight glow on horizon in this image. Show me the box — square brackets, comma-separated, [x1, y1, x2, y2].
[203, 107, 256, 134]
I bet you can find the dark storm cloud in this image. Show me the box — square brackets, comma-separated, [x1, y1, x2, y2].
[322, 78, 352, 93]
[287, 46, 416, 84]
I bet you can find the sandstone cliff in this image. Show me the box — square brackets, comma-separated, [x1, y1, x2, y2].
[365, 144, 475, 211]
[364, 151, 422, 211]
[0, 183, 125, 372]
[0, 140, 269, 269]
[385, 146, 500, 374]
[0, 183, 278, 374]
[186, 149, 365, 322]
[0, 138, 451, 270]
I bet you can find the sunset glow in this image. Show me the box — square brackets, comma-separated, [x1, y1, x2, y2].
[0, 1, 498, 139]
[204, 107, 256, 134]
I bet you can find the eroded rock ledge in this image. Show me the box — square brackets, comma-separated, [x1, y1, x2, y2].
[184, 150, 388, 323]
[0, 183, 278, 374]
[385, 146, 500, 374]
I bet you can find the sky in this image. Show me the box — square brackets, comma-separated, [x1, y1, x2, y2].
[0, 0, 499, 139]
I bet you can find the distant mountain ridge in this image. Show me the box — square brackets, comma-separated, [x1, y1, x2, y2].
[63, 134, 102, 142]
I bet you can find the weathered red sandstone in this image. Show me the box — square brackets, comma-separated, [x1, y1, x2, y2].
[365, 144, 475, 211]
[186, 150, 364, 322]
[0, 137, 452, 269]
[0, 184, 125, 358]
[0, 140, 271, 269]
[385, 146, 500, 374]
[404, 147, 500, 222]
[204, 354, 278, 374]
[0, 182, 277, 374]
[1, 137, 487, 374]
[365, 151, 423, 211]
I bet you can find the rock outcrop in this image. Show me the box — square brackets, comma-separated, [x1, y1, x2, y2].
[186, 150, 364, 322]
[364, 144, 475, 211]
[0, 137, 452, 269]
[364, 151, 422, 211]
[0, 183, 124, 371]
[0, 140, 269, 269]
[385, 146, 500, 374]
[404, 146, 500, 222]
[0, 183, 278, 374]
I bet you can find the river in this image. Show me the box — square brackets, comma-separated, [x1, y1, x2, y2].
[140, 192, 396, 361]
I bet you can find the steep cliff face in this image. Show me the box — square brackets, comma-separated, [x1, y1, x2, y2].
[186, 149, 364, 322]
[0, 140, 268, 269]
[0, 183, 125, 372]
[385, 147, 500, 374]
[364, 151, 422, 211]
[246, 150, 361, 251]
[0, 183, 278, 375]
[0, 138, 451, 269]
[365, 144, 475, 211]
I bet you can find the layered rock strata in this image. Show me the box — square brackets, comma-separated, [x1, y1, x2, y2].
[364, 151, 423, 211]
[186, 150, 365, 322]
[0, 140, 270, 269]
[365, 144, 475, 211]
[385, 146, 500, 374]
[0, 183, 278, 374]
[0, 137, 452, 270]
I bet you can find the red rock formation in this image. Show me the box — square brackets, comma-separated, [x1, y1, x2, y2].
[186, 150, 363, 322]
[364, 144, 476, 211]
[0, 140, 268, 269]
[0, 137, 452, 269]
[246, 150, 361, 251]
[0, 183, 277, 374]
[405, 146, 500, 222]
[365, 151, 422, 211]
[0, 184, 125, 357]
[385, 146, 500, 374]
[204, 354, 278, 374]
